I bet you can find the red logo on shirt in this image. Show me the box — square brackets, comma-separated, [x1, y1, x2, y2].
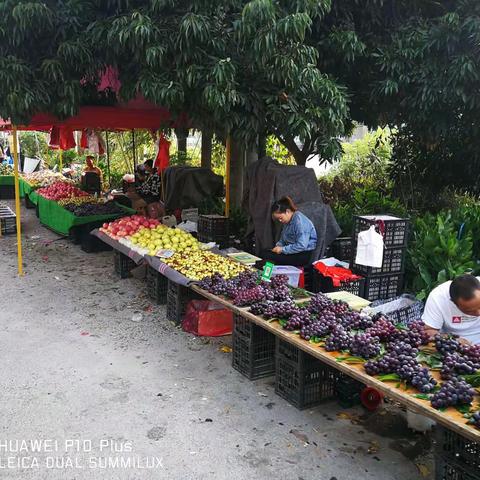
[452, 316, 462, 324]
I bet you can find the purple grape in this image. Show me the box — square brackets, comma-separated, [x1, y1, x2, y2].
[350, 333, 382, 359]
[435, 334, 461, 355]
[431, 377, 475, 409]
[324, 325, 352, 351]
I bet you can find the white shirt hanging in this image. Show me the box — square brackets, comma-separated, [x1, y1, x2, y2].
[355, 225, 384, 268]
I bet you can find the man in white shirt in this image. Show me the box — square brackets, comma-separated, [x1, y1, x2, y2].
[422, 274, 480, 345]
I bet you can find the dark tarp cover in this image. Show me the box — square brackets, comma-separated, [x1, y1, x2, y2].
[163, 166, 223, 210]
[243, 157, 340, 261]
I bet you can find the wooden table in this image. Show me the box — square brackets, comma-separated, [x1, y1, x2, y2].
[191, 285, 480, 443]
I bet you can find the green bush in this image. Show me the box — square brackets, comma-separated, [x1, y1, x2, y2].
[407, 212, 475, 300]
[333, 186, 408, 236]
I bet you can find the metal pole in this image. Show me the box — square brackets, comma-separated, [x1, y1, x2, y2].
[225, 135, 231, 217]
[105, 131, 111, 188]
[132, 129, 137, 169]
[11, 126, 24, 276]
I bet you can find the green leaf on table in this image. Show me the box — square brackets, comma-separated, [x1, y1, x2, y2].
[417, 351, 443, 369]
[455, 405, 472, 415]
[378, 373, 401, 382]
[335, 356, 366, 364]
[461, 373, 480, 387]
[278, 319, 287, 327]
[412, 393, 431, 400]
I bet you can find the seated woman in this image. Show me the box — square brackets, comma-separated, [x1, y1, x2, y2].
[261, 196, 317, 266]
[81, 155, 103, 194]
[134, 160, 164, 218]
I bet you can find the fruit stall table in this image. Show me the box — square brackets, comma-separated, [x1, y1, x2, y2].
[19, 178, 37, 203]
[37, 196, 135, 236]
[191, 284, 480, 444]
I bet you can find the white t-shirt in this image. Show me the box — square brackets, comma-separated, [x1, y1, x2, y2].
[422, 279, 480, 344]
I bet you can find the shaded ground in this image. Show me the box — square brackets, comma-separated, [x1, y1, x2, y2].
[0, 201, 433, 479]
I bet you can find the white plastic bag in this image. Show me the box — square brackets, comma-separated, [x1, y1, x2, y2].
[355, 225, 384, 268]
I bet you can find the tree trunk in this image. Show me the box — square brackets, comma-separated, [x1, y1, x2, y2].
[278, 134, 309, 166]
[201, 130, 212, 169]
[229, 137, 245, 210]
[258, 134, 267, 159]
[175, 128, 188, 155]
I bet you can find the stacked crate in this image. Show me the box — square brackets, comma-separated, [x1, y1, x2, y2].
[350, 215, 410, 302]
[0, 203, 16, 235]
[197, 214, 229, 249]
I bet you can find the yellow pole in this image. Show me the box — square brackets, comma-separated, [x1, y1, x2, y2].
[11, 127, 24, 276]
[225, 135, 231, 217]
[59, 148, 63, 172]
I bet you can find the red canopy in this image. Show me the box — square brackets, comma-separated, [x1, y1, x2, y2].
[0, 102, 171, 132]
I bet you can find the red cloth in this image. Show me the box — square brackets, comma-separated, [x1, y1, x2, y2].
[313, 262, 361, 287]
[49, 126, 76, 150]
[154, 134, 170, 172]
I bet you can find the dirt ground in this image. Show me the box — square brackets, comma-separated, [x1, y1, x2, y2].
[0, 201, 434, 480]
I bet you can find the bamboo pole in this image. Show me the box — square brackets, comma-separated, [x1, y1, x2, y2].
[11, 127, 24, 276]
[225, 135, 231, 217]
[59, 148, 63, 172]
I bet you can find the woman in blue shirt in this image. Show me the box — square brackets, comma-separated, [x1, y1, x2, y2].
[261, 196, 317, 266]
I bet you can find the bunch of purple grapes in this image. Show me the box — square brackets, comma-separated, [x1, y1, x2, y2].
[435, 334, 461, 355]
[284, 308, 312, 331]
[349, 333, 382, 359]
[366, 318, 398, 341]
[260, 300, 298, 319]
[441, 352, 479, 379]
[198, 273, 228, 295]
[308, 293, 333, 314]
[460, 344, 480, 364]
[411, 368, 437, 393]
[431, 377, 476, 409]
[233, 285, 273, 306]
[471, 411, 480, 429]
[301, 317, 337, 341]
[364, 342, 417, 376]
[395, 321, 430, 347]
[324, 325, 352, 351]
[339, 311, 373, 330]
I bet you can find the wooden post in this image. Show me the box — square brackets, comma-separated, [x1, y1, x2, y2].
[105, 131, 111, 189]
[59, 148, 63, 172]
[11, 126, 24, 276]
[225, 135, 231, 217]
[201, 130, 212, 169]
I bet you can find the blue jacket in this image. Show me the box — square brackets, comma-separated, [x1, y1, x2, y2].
[276, 211, 317, 254]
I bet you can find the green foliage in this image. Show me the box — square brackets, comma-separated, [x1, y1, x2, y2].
[265, 135, 295, 165]
[319, 126, 393, 205]
[332, 186, 407, 236]
[407, 212, 475, 300]
[0, 0, 350, 165]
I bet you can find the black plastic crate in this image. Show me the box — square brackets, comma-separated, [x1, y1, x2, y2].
[80, 232, 113, 253]
[166, 281, 202, 325]
[330, 237, 353, 262]
[146, 266, 168, 305]
[197, 232, 230, 249]
[364, 274, 403, 302]
[0, 204, 16, 235]
[311, 269, 365, 297]
[368, 295, 424, 326]
[352, 215, 409, 248]
[275, 339, 340, 409]
[435, 456, 480, 480]
[24, 194, 35, 209]
[435, 426, 480, 471]
[114, 250, 136, 279]
[351, 246, 406, 275]
[0, 184, 15, 199]
[232, 315, 276, 380]
[336, 376, 364, 408]
[198, 214, 229, 237]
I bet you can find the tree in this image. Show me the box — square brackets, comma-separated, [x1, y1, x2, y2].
[0, 0, 351, 170]
[312, 0, 480, 195]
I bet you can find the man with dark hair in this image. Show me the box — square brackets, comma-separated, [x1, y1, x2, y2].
[422, 274, 480, 344]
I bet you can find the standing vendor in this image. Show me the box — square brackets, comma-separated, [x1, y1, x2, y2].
[422, 274, 480, 345]
[134, 159, 164, 218]
[261, 196, 317, 266]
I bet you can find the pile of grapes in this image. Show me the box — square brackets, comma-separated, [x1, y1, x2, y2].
[199, 272, 294, 307]
[198, 275, 480, 419]
[64, 201, 124, 217]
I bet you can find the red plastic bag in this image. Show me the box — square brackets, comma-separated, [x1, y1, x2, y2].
[182, 300, 233, 336]
[313, 261, 361, 287]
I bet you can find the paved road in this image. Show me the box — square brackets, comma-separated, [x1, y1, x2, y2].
[0, 202, 431, 479]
